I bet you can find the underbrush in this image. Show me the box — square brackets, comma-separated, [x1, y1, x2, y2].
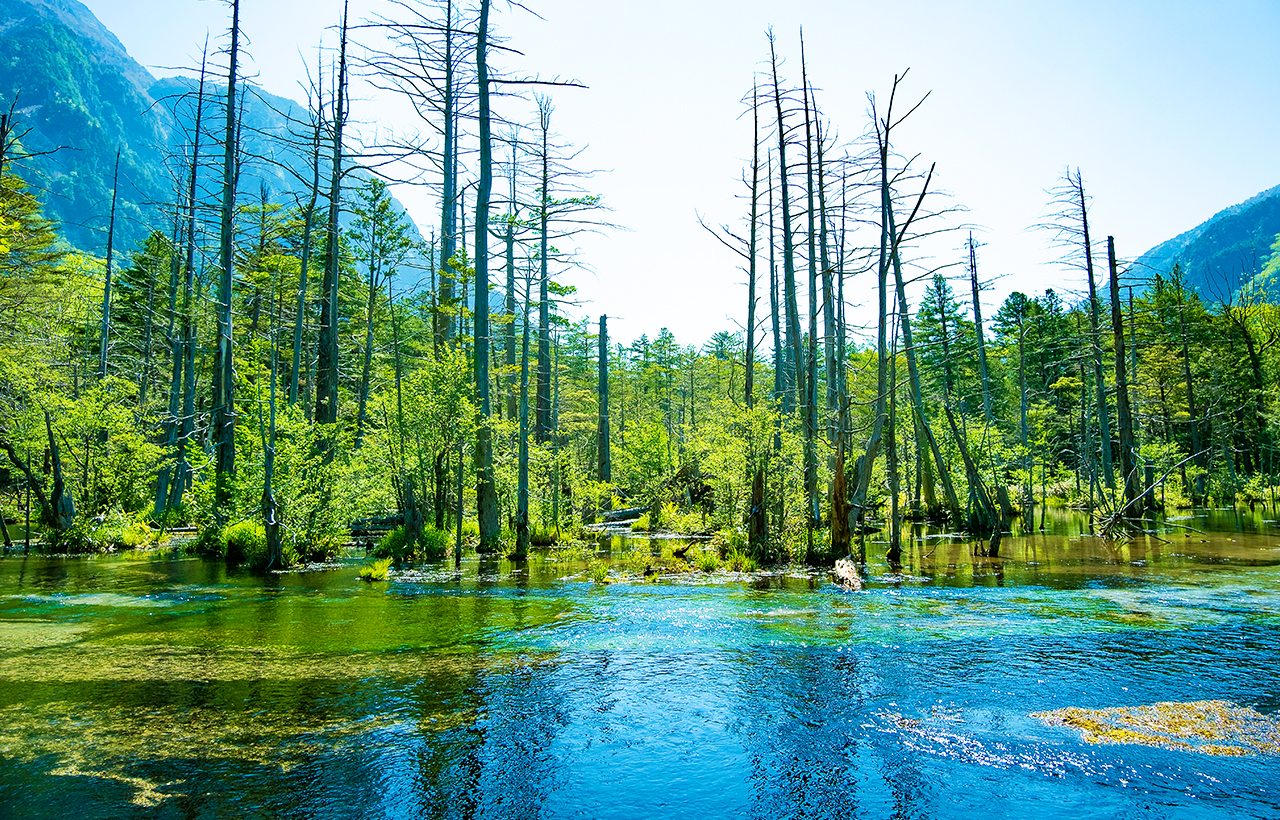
[373, 525, 449, 562]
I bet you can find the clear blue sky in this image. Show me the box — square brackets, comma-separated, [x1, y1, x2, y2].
[86, 0, 1280, 346]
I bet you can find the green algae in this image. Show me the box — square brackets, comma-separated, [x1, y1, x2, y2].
[1033, 700, 1280, 756]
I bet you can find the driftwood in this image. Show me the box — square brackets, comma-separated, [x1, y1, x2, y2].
[602, 505, 648, 523]
[834, 557, 863, 591]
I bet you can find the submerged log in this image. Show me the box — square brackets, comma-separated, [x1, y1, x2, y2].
[834, 557, 862, 591]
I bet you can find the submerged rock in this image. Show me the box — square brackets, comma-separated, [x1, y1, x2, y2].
[834, 557, 862, 591]
[1033, 699, 1280, 756]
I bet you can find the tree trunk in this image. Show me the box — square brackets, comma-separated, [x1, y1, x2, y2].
[515, 290, 531, 556]
[472, 0, 500, 551]
[969, 234, 1015, 517]
[1108, 237, 1140, 510]
[212, 2, 241, 524]
[597, 315, 611, 484]
[1076, 173, 1113, 490]
[354, 216, 379, 450]
[800, 35, 820, 547]
[97, 151, 120, 381]
[290, 86, 321, 407]
[315, 2, 348, 432]
[437, 0, 457, 346]
[535, 102, 552, 442]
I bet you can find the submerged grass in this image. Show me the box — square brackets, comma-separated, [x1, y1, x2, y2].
[1033, 699, 1280, 756]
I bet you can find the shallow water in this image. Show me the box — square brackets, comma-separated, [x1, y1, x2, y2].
[2, 507, 1280, 819]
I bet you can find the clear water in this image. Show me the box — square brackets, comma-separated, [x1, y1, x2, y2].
[2, 507, 1279, 819]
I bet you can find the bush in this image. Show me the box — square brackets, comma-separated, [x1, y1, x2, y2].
[697, 551, 721, 573]
[192, 525, 226, 558]
[630, 513, 650, 531]
[374, 524, 449, 562]
[374, 526, 408, 559]
[530, 523, 559, 547]
[725, 549, 758, 573]
[225, 520, 267, 567]
[358, 557, 393, 582]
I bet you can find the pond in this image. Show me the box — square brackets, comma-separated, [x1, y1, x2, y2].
[2, 506, 1279, 819]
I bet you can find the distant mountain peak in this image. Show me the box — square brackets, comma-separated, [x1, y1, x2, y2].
[1136, 184, 1280, 296]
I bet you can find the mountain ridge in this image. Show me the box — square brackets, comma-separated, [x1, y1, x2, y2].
[1135, 184, 1280, 295]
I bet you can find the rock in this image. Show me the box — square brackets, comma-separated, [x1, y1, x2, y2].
[834, 557, 862, 591]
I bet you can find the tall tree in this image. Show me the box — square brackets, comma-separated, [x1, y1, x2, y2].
[314, 1, 349, 433]
[212, 0, 242, 524]
[472, 0, 500, 550]
[96, 150, 121, 381]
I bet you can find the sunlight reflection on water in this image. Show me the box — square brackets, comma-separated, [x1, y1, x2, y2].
[0, 508, 1278, 818]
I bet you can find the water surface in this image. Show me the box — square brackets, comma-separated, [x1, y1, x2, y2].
[2, 507, 1279, 818]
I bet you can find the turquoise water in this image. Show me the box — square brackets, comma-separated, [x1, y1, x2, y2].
[1, 507, 1279, 818]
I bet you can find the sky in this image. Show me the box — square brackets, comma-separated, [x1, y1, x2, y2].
[84, 0, 1280, 348]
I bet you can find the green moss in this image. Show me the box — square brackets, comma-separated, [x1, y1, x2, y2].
[1033, 700, 1280, 756]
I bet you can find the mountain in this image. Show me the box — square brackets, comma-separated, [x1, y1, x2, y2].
[1135, 184, 1280, 296]
[0, 0, 357, 257]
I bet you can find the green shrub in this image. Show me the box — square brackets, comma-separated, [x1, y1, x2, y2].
[419, 526, 448, 560]
[225, 520, 267, 567]
[192, 525, 226, 558]
[697, 552, 721, 573]
[630, 513, 650, 531]
[590, 561, 610, 584]
[358, 557, 393, 582]
[374, 526, 408, 559]
[530, 523, 559, 547]
[374, 524, 449, 562]
[44, 522, 95, 554]
[725, 549, 757, 573]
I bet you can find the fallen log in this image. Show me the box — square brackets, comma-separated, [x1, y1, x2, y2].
[834, 557, 863, 592]
[602, 505, 648, 523]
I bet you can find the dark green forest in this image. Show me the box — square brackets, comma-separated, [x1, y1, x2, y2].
[2, 0, 1279, 575]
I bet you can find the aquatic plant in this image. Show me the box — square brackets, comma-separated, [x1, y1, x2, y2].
[697, 552, 721, 572]
[1033, 700, 1280, 756]
[590, 562, 610, 584]
[224, 519, 267, 566]
[530, 523, 559, 547]
[358, 557, 393, 582]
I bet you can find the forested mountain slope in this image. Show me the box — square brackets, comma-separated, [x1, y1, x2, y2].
[1136, 183, 1280, 295]
[0, 0, 323, 255]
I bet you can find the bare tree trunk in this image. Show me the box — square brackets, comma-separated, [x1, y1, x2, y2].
[354, 215, 379, 450]
[290, 74, 322, 407]
[888, 195, 961, 525]
[97, 151, 121, 381]
[263, 296, 282, 568]
[472, 0, 500, 551]
[504, 144, 518, 420]
[886, 334, 902, 565]
[1075, 171, 1113, 490]
[315, 2, 348, 432]
[157, 48, 206, 516]
[968, 235, 1015, 517]
[515, 284, 531, 556]
[769, 34, 804, 419]
[745, 86, 767, 558]
[212, 1, 241, 524]
[597, 315, 611, 484]
[437, 0, 457, 346]
[800, 34, 819, 550]
[1108, 236, 1140, 511]
[535, 100, 552, 442]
